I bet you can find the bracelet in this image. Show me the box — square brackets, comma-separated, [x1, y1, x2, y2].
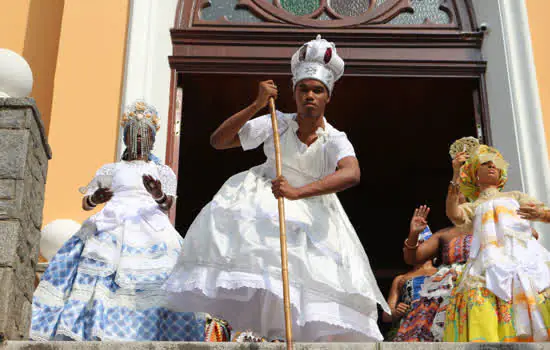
[87, 195, 97, 208]
[449, 180, 459, 188]
[155, 192, 167, 204]
[158, 201, 170, 210]
[404, 238, 419, 250]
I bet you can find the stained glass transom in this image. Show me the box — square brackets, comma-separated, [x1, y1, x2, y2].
[200, 0, 451, 24]
[316, 12, 332, 20]
[280, 0, 320, 16]
[200, 0, 263, 22]
[388, 0, 450, 24]
[329, 0, 370, 17]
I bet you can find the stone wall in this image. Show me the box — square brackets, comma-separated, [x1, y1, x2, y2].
[0, 98, 51, 340]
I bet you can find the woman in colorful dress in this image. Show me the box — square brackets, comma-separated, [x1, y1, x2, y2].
[443, 144, 550, 342]
[395, 198, 472, 341]
[383, 216, 437, 341]
[30, 101, 229, 341]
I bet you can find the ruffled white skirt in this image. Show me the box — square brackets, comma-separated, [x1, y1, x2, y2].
[163, 165, 388, 341]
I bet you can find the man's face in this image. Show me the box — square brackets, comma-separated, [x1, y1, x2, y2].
[294, 79, 330, 118]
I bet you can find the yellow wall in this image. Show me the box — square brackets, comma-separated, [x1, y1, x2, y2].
[527, 0, 550, 158]
[23, 0, 65, 133]
[0, 0, 31, 54]
[43, 0, 130, 225]
[0, 0, 65, 134]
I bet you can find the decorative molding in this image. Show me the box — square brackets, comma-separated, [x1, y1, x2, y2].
[230, 0, 412, 28]
[177, 0, 477, 31]
[168, 56, 485, 78]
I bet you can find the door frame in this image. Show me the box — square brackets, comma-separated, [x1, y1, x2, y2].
[165, 0, 488, 223]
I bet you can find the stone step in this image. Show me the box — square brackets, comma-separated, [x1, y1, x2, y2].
[3, 343, 550, 350]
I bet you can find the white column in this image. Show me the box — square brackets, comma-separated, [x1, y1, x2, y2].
[473, 0, 550, 246]
[118, 0, 179, 163]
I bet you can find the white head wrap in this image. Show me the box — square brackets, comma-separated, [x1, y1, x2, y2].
[291, 34, 345, 95]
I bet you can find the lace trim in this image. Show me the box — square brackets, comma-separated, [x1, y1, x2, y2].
[165, 263, 380, 317]
[79, 163, 116, 195]
[35, 279, 176, 310]
[167, 272, 382, 341]
[419, 263, 464, 298]
[157, 164, 178, 197]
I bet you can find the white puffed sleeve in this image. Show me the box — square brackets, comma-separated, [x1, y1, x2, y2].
[157, 165, 178, 197]
[326, 131, 356, 170]
[238, 110, 290, 151]
[79, 163, 116, 196]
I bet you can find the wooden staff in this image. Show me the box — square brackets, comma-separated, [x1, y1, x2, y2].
[269, 97, 293, 349]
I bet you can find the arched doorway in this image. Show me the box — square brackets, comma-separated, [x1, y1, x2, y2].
[166, 0, 486, 328]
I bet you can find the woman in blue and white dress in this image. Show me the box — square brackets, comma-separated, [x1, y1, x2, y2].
[30, 101, 228, 341]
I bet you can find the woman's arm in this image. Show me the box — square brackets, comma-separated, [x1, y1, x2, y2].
[272, 156, 360, 200]
[404, 232, 441, 266]
[382, 275, 403, 323]
[210, 80, 277, 150]
[518, 200, 550, 223]
[82, 188, 113, 211]
[446, 152, 468, 225]
[402, 205, 448, 265]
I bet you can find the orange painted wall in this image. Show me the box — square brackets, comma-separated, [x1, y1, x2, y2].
[526, 0, 550, 158]
[0, 0, 31, 54]
[23, 0, 65, 134]
[42, 0, 130, 226]
[0, 0, 64, 133]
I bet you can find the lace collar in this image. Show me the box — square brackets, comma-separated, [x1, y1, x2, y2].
[288, 115, 330, 144]
[478, 187, 500, 201]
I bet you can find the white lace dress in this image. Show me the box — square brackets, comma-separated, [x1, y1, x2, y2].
[31, 161, 212, 341]
[164, 112, 389, 342]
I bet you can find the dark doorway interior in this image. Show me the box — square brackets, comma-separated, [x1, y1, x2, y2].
[175, 73, 477, 301]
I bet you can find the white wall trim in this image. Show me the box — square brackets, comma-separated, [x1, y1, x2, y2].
[473, 0, 550, 246]
[118, 0, 179, 163]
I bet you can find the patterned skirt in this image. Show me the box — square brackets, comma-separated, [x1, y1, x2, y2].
[31, 233, 230, 341]
[393, 297, 442, 342]
[443, 286, 550, 342]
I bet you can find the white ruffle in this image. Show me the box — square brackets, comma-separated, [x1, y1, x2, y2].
[165, 266, 382, 341]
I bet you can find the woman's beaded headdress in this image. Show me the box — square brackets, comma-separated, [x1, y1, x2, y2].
[120, 100, 161, 161]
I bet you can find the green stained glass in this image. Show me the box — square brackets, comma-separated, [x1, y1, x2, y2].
[389, 0, 450, 24]
[316, 12, 332, 20]
[330, 0, 370, 17]
[201, 0, 263, 23]
[280, 0, 320, 16]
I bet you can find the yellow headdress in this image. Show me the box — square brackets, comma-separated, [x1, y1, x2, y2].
[458, 144, 509, 201]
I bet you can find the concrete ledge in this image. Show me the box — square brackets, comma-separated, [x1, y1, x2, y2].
[2, 343, 549, 350]
[3, 342, 372, 350]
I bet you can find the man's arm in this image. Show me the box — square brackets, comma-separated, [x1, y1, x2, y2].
[210, 80, 277, 150]
[272, 156, 360, 200]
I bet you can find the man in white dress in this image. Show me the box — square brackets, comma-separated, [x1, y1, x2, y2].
[164, 35, 389, 342]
